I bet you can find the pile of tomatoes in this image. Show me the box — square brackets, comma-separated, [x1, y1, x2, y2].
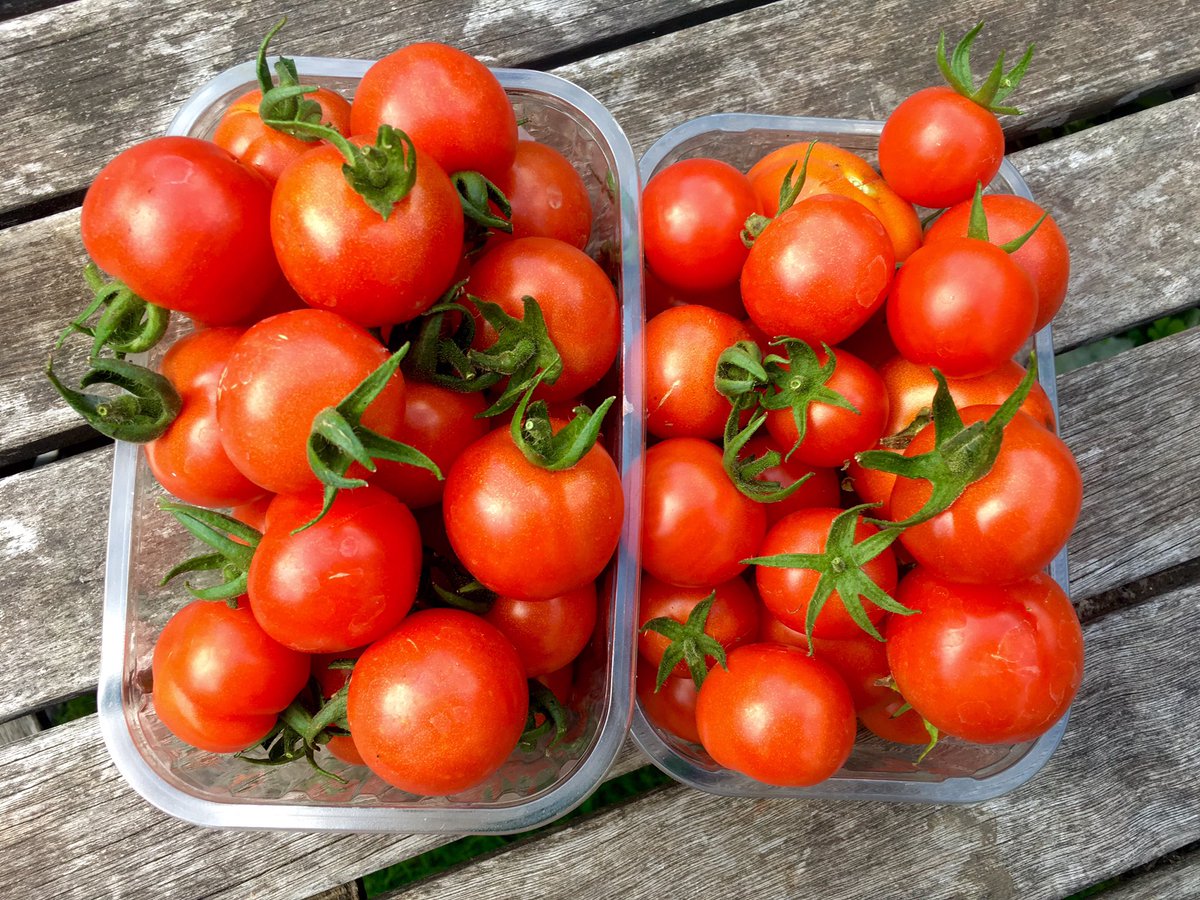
[636, 24, 1084, 787]
[52, 24, 628, 797]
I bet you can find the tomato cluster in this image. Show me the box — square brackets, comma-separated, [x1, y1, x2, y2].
[53, 25, 626, 797]
[637, 24, 1084, 788]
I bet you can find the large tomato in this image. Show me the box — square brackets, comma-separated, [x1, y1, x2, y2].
[886, 568, 1084, 743]
[80, 136, 278, 325]
[442, 425, 624, 600]
[637, 574, 761, 680]
[346, 609, 528, 795]
[350, 43, 517, 182]
[641, 438, 766, 587]
[484, 582, 598, 677]
[696, 643, 856, 786]
[217, 309, 406, 495]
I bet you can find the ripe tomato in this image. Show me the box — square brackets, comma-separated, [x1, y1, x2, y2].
[643, 267, 746, 320]
[351, 43, 517, 182]
[887, 237, 1037, 378]
[858, 696, 931, 746]
[764, 345, 889, 468]
[213, 87, 352, 184]
[642, 438, 766, 587]
[924, 193, 1071, 331]
[891, 406, 1082, 584]
[740, 434, 841, 525]
[759, 612, 893, 711]
[217, 309, 406, 495]
[247, 486, 422, 653]
[484, 582, 598, 677]
[741, 194, 895, 346]
[347, 608, 528, 795]
[468, 237, 620, 403]
[878, 86, 1004, 209]
[645, 305, 751, 440]
[844, 448, 897, 519]
[81, 136, 278, 325]
[232, 493, 275, 532]
[443, 425, 624, 600]
[637, 662, 701, 744]
[696, 643, 856, 786]
[642, 158, 760, 292]
[152, 672, 277, 755]
[755, 507, 898, 640]
[637, 574, 761, 679]
[271, 138, 464, 328]
[886, 568, 1084, 743]
[491, 139, 592, 249]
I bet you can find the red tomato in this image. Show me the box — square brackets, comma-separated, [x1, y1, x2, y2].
[887, 237, 1037, 378]
[637, 574, 761, 679]
[858, 696, 932, 746]
[891, 406, 1082, 584]
[836, 307, 898, 369]
[696, 643, 856, 786]
[213, 87, 352, 184]
[642, 438, 766, 587]
[371, 383, 491, 509]
[536, 663, 575, 707]
[879, 355, 1056, 436]
[924, 193, 1070, 331]
[347, 609, 528, 795]
[886, 568, 1084, 743]
[642, 158, 760, 292]
[217, 309, 406, 495]
[271, 138, 464, 327]
[491, 139, 592, 249]
[844, 448, 896, 520]
[764, 345, 889, 468]
[759, 612, 893, 711]
[232, 493, 274, 532]
[645, 305, 750, 440]
[152, 672, 277, 755]
[81, 136, 278, 325]
[637, 662, 701, 744]
[741, 434, 841, 525]
[755, 508, 898, 640]
[643, 267, 746, 320]
[484, 582, 598, 677]
[741, 194, 895, 346]
[248, 486, 422, 653]
[350, 43, 517, 182]
[443, 425, 624, 600]
[878, 86, 1004, 209]
[468, 237, 620, 403]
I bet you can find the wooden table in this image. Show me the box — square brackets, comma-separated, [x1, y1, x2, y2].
[2, 1, 1199, 896]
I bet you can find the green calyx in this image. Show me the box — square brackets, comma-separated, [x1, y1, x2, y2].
[509, 373, 614, 471]
[238, 689, 352, 783]
[855, 353, 1039, 528]
[452, 170, 513, 233]
[57, 264, 170, 358]
[965, 182, 1049, 252]
[419, 548, 497, 615]
[467, 294, 564, 417]
[519, 680, 571, 751]
[937, 21, 1035, 115]
[640, 591, 728, 691]
[743, 503, 914, 645]
[158, 501, 262, 602]
[46, 355, 181, 443]
[395, 281, 502, 393]
[301, 344, 441, 532]
[758, 339, 859, 459]
[255, 18, 324, 142]
[741, 140, 817, 245]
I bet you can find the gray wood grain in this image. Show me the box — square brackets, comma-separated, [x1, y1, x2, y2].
[382, 582, 1200, 900]
[1106, 846, 1200, 899]
[0, 0, 729, 214]
[307, 883, 365, 900]
[0, 722, 645, 900]
[0, 715, 40, 748]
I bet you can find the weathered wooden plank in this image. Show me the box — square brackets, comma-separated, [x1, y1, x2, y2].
[0, 722, 645, 900]
[1106, 846, 1200, 899]
[380, 581, 1200, 900]
[307, 883, 365, 900]
[0, 715, 41, 748]
[0, 0, 733, 214]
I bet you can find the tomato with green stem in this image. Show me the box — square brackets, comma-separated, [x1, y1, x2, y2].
[739, 433, 841, 525]
[638, 662, 701, 744]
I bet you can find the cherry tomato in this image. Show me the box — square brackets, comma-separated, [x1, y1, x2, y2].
[741, 194, 895, 346]
[271, 138, 464, 328]
[347, 609, 528, 795]
[696, 643, 856, 787]
[886, 568, 1084, 743]
[924, 193, 1070, 331]
[642, 158, 760, 292]
[217, 309, 406, 495]
[845, 448, 897, 519]
[887, 237, 1037, 378]
[443, 425, 624, 600]
[637, 574, 760, 679]
[643, 267, 746, 320]
[858, 696, 932, 746]
[351, 43, 517, 182]
[491, 139, 592, 248]
[247, 486, 422, 653]
[741, 434, 841, 525]
[836, 307, 898, 369]
[81, 136, 278, 325]
[755, 508, 897, 641]
[637, 662, 701, 744]
[468, 237, 620, 403]
[484, 582, 598, 677]
[232, 493, 275, 532]
[151, 671, 277, 755]
[642, 438, 766, 587]
[645, 305, 750, 440]
[878, 86, 1004, 209]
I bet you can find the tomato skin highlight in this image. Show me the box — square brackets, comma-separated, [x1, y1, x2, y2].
[886, 568, 1084, 744]
[491, 139, 592, 249]
[696, 643, 856, 787]
[347, 609, 529, 795]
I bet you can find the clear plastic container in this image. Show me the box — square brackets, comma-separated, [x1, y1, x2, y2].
[97, 59, 644, 833]
[632, 113, 1070, 803]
